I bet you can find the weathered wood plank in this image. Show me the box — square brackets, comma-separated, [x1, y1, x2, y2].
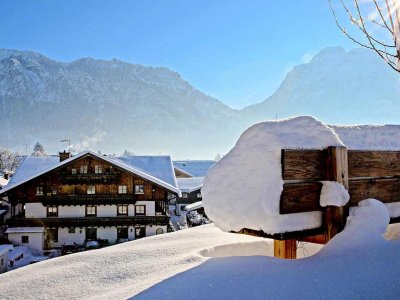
[280, 182, 322, 214]
[348, 150, 400, 178]
[348, 178, 400, 206]
[274, 239, 297, 259]
[323, 146, 348, 241]
[282, 149, 324, 181]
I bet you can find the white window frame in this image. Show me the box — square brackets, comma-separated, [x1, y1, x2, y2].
[118, 185, 127, 194]
[71, 168, 77, 175]
[182, 193, 188, 199]
[36, 186, 44, 196]
[80, 165, 88, 174]
[94, 165, 102, 174]
[134, 184, 144, 194]
[87, 185, 95, 195]
[197, 192, 202, 198]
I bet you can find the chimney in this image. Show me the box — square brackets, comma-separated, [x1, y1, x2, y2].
[59, 151, 71, 162]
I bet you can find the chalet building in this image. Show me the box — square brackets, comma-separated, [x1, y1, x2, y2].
[0, 151, 180, 253]
[175, 177, 203, 215]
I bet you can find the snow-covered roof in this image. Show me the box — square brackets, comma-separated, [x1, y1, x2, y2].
[6, 227, 45, 234]
[0, 244, 13, 256]
[0, 151, 180, 195]
[184, 201, 203, 211]
[177, 177, 203, 193]
[173, 160, 215, 177]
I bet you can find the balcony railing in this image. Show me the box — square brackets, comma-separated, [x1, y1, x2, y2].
[59, 173, 120, 184]
[39, 194, 138, 206]
[7, 216, 169, 228]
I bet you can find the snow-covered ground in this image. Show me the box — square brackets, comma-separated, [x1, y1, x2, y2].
[0, 224, 322, 299]
[135, 200, 400, 299]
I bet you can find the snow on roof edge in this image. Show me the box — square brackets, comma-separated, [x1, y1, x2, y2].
[0, 151, 181, 196]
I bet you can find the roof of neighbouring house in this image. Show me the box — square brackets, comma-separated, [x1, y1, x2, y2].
[184, 201, 203, 212]
[177, 177, 204, 193]
[0, 244, 13, 256]
[2, 151, 180, 195]
[173, 160, 215, 177]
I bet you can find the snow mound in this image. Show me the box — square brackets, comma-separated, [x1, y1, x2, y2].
[319, 181, 350, 207]
[202, 116, 344, 234]
[135, 199, 400, 300]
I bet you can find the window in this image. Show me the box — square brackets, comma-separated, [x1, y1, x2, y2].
[80, 165, 88, 174]
[46, 228, 58, 242]
[135, 205, 145, 216]
[156, 228, 164, 235]
[68, 227, 75, 234]
[86, 228, 97, 241]
[71, 168, 77, 175]
[87, 185, 95, 194]
[117, 205, 128, 216]
[94, 165, 103, 174]
[86, 205, 97, 216]
[52, 187, 57, 195]
[197, 192, 202, 198]
[182, 193, 188, 199]
[36, 186, 44, 196]
[21, 236, 29, 244]
[135, 227, 146, 239]
[134, 184, 144, 194]
[118, 185, 127, 194]
[47, 206, 58, 217]
[117, 227, 128, 240]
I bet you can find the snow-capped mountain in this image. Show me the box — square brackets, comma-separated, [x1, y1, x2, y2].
[241, 47, 400, 125]
[1, 47, 400, 157]
[0, 49, 240, 158]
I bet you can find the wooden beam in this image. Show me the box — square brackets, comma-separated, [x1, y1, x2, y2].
[348, 150, 400, 178]
[323, 146, 349, 241]
[280, 182, 322, 214]
[274, 239, 297, 259]
[348, 178, 400, 206]
[282, 149, 324, 181]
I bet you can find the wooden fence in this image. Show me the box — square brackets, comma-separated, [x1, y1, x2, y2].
[239, 146, 400, 259]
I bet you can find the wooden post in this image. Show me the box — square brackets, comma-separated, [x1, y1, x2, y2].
[323, 146, 349, 241]
[274, 239, 297, 259]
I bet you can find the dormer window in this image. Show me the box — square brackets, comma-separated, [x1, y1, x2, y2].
[182, 193, 188, 199]
[80, 165, 88, 174]
[94, 165, 102, 174]
[36, 186, 44, 196]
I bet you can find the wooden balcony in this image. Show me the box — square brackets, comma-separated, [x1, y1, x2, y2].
[39, 194, 138, 206]
[59, 173, 120, 184]
[7, 216, 169, 228]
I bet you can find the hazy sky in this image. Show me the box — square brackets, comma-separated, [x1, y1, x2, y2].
[0, 0, 355, 109]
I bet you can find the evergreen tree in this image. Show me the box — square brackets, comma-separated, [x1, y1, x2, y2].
[31, 142, 47, 157]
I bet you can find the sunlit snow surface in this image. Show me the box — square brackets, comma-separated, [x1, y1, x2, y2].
[202, 116, 344, 234]
[135, 199, 400, 300]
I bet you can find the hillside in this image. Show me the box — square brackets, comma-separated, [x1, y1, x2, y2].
[0, 49, 240, 158]
[242, 47, 400, 125]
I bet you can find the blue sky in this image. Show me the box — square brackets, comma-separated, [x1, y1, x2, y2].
[0, 0, 355, 108]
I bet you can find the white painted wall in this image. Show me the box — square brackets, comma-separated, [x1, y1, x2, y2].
[136, 201, 155, 216]
[97, 206, 116, 217]
[7, 231, 44, 254]
[57, 227, 85, 246]
[58, 206, 85, 218]
[145, 225, 166, 237]
[25, 203, 46, 218]
[98, 227, 117, 244]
